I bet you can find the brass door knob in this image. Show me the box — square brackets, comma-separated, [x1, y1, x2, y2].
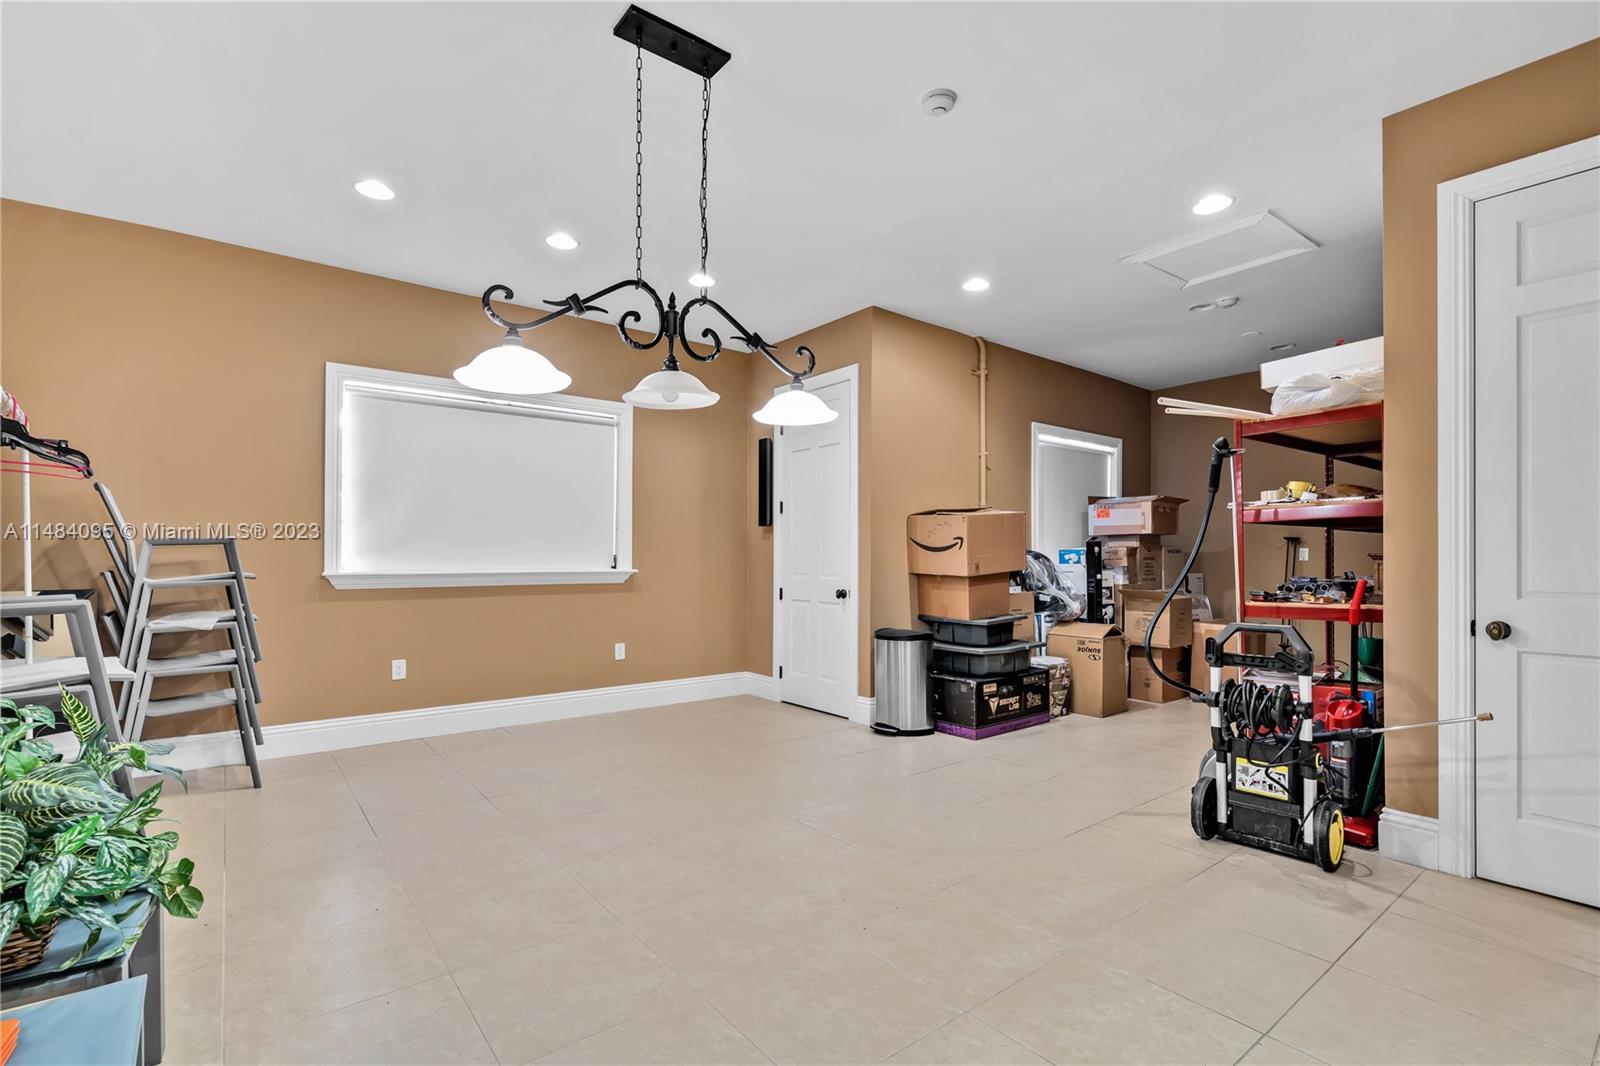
[1485, 620, 1512, 642]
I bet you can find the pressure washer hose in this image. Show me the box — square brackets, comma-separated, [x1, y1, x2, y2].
[1143, 436, 1236, 699]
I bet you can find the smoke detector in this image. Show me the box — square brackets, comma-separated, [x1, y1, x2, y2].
[921, 88, 958, 116]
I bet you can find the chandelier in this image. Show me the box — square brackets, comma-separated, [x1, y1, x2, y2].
[454, 5, 836, 427]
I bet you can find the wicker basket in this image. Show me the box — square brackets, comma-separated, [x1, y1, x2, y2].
[0, 917, 58, 975]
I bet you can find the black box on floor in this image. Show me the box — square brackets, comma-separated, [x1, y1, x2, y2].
[929, 668, 1048, 731]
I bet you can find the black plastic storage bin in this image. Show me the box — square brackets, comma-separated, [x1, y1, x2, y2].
[918, 614, 1025, 648]
[931, 639, 1034, 677]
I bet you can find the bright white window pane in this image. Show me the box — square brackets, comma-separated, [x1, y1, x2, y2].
[1031, 423, 1122, 561]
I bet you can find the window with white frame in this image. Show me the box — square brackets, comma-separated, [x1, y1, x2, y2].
[1030, 422, 1122, 562]
[323, 362, 634, 588]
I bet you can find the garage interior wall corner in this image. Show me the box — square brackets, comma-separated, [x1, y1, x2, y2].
[1380, 37, 1600, 819]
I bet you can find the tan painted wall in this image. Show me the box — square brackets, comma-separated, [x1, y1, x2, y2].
[1149, 373, 1382, 667]
[1, 201, 754, 735]
[743, 308, 1152, 694]
[1380, 39, 1600, 816]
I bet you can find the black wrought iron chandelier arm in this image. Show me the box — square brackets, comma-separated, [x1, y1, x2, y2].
[678, 294, 813, 379]
[481, 279, 669, 352]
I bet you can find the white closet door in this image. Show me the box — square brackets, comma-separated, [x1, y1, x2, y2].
[777, 378, 854, 718]
[1472, 166, 1600, 906]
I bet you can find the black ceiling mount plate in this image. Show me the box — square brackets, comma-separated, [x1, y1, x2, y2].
[612, 5, 732, 78]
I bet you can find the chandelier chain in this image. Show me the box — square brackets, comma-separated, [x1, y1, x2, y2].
[699, 75, 710, 282]
[634, 42, 644, 284]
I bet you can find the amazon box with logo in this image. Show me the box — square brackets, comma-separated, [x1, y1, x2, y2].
[906, 508, 1027, 577]
[1047, 622, 1127, 718]
[1129, 645, 1192, 704]
[916, 574, 1011, 621]
[1117, 586, 1193, 648]
[1087, 495, 1185, 538]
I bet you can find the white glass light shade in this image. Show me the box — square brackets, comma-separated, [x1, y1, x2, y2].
[753, 383, 837, 427]
[453, 334, 571, 395]
[623, 369, 720, 410]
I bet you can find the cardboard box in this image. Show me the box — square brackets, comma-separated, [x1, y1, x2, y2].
[907, 508, 1028, 577]
[1129, 645, 1191, 703]
[929, 668, 1049, 735]
[1188, 621, 1270, 689]
[1117, 587, 1193, 648]
[1009, 590, 1035, 640]
[1087, 495, 1185, 537]
[1100, 535, 1163, 588]
[1046, 622, 1127, 718]
[916, 573, 1011, 620]
[1159, 546, 1188, 588]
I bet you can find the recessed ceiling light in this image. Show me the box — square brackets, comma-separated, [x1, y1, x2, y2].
[1269, 342, 1297, 352]
[353, 178, 395, 201]
[962, 277, 990, 292]
[1192, 193, 1233, 216]
[1187, 302, 1216, 313]
[545, 232, 580, 251]
[1241, 330, 1262, 338]
[688, 272, 716, 288]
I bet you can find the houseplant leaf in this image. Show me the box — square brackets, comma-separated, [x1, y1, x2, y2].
[0, 899, 20, 946]
[0, 810, 26, 882]
[58, 689, 97, 746]
[24, 853, 75, 921]
[1, 762, 124, 818]
[109, 781, 163, 830]
[48, 813, 102, 857]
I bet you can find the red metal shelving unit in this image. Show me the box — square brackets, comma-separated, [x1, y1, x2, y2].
[1231, 402, 1384, 663]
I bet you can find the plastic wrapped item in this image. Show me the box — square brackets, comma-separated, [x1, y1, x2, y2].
[1269, 362, 1383, 416]
[1020, 550, 1086, 623]
[1032, 655, 1072, 717]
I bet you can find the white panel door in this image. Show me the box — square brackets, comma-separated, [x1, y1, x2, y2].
[1473, 166, 1600, 906]
[777, 378, 854, 717]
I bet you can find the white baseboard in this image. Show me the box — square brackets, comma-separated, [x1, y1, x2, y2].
[159, 671, 775, 772]
[854, 695, 875, 727]
[1379, 808, 1440, 871]
[743, 672, 778, 703]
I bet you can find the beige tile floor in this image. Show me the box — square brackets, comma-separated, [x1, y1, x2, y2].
[152, 695, 1600, 1065]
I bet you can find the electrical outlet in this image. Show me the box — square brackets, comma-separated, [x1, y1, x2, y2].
[614, 642, 626, 661]
[1297, 547, 1310, 562]
[391, 658, 407, 681]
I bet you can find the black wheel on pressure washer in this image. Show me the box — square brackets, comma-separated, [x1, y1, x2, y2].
[1191, 775, 1218, 840]
[1313, 800, 1345, 872]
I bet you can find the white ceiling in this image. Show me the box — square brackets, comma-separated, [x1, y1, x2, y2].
[4, 3, 1595, 388]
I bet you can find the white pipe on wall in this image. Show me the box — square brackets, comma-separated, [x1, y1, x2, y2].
[975, 336, 989, 507]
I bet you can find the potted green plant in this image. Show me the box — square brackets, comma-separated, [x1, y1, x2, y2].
[0, 688, 203, 974]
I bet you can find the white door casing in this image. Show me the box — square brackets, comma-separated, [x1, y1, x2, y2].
[773, 366, 859, 720]
[1468, 165, 1600, 906]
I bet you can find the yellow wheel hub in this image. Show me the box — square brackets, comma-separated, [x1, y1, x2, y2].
[1328, 809, 1345, 866]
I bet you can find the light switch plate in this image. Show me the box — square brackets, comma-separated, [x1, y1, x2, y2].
[391, 658, 407, 681]
[614, 642, 626, 661]
[1297, 547, 1310, 561]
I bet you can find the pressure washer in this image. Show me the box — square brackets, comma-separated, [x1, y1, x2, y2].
[1138, 436, 1491, 872]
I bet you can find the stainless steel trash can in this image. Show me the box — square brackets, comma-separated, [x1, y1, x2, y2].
[872, 628, 934, 735]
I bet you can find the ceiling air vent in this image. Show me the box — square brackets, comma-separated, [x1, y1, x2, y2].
[1122, 209, 1319, 289]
